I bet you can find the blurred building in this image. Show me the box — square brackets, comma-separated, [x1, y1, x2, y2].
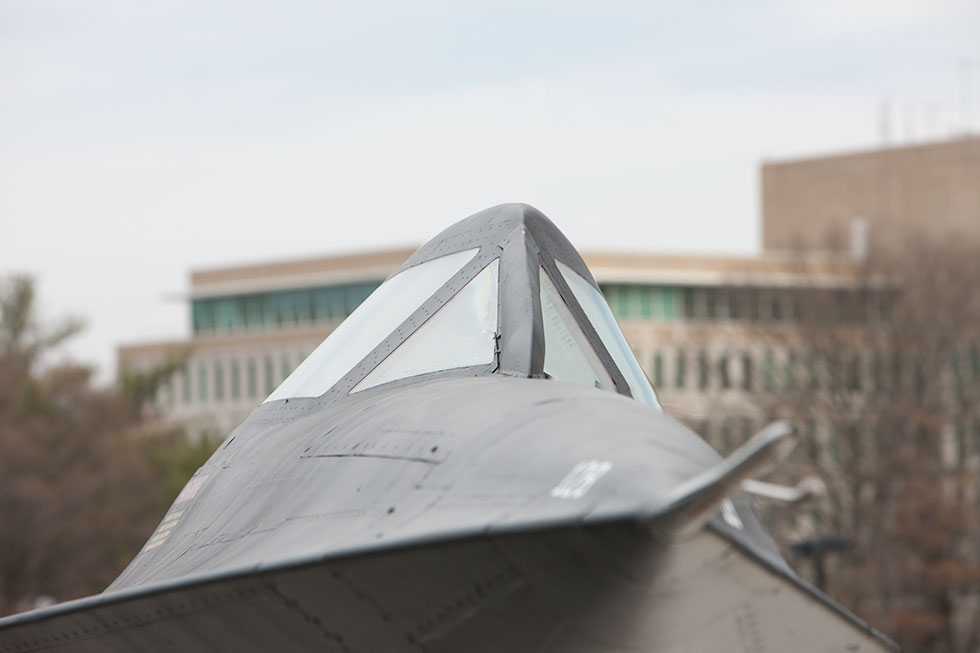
[121, 136, 978, 443]
[118, 247, 864, 443]
[762, 136, 980, 256]
[118, 248, 412, 436]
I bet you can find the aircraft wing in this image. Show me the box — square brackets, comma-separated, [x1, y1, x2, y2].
[0, 386, 895, 652]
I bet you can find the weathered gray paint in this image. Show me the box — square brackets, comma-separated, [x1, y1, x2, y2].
[0, 204, 896, 652]
[0, 525, 894, 652]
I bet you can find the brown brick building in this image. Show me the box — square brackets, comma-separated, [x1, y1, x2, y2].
[762, 136, 980, 256]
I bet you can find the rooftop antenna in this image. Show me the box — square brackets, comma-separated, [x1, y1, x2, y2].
[903, 101, 915, 143]
[878, 99, 891, 147]
[923, 102, 939, 141]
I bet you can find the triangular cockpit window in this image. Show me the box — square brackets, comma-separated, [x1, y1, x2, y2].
[263, 204, 660, 407]
[540, 269, 615, 391]
[265, 248, 479, 401]
[555, 260, 661, 408]
[353, 259, 499, 392]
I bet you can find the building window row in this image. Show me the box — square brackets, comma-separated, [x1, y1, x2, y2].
[600, 285, 684, 321]
[192, 282, 381, 334]
[191, 281, 891, 334]
[600, 284, 893, 324]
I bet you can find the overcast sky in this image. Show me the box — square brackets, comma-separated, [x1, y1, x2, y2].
[3, 0, 979, 380]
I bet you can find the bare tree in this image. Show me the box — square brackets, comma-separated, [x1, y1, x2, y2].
[752, 232, 980, 653]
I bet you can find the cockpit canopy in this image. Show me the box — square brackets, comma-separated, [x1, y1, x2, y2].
[265, 204, 660, 409]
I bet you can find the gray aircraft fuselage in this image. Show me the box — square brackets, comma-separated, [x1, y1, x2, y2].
[0, 204, 895, 652]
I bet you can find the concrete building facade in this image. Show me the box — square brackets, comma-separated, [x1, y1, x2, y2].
[119, 247, 865, 447]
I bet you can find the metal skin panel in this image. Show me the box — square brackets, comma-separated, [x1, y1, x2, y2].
[0, 524, 893, 652]
[0, 204, 896, 651]
[110, 376, 732, 589]
[0, 377, 893, 651]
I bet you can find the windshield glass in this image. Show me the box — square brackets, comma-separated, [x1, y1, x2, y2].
[353, 259, 499, 392]
[265, 248, 479, 401]
[540, 269, 614, 391]
[555, 260, 661, 408]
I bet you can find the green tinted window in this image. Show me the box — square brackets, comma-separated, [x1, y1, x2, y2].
[193, 301, 215, 332]
[191, 282, 384, 334]
[640, 287, 653, 318]
[292, 291, 312, 323]
[328, 288, 347, 318]
[274, 294, 294, 325]
[598, 285, 684, 322]
[667, 288, 681, 320]
[652, 287, 680, 321]
[245, 298, 263, 328]
[313, 289, 335, 320]
[626, 286, 645, 319]
[215, 300, 242, 330]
